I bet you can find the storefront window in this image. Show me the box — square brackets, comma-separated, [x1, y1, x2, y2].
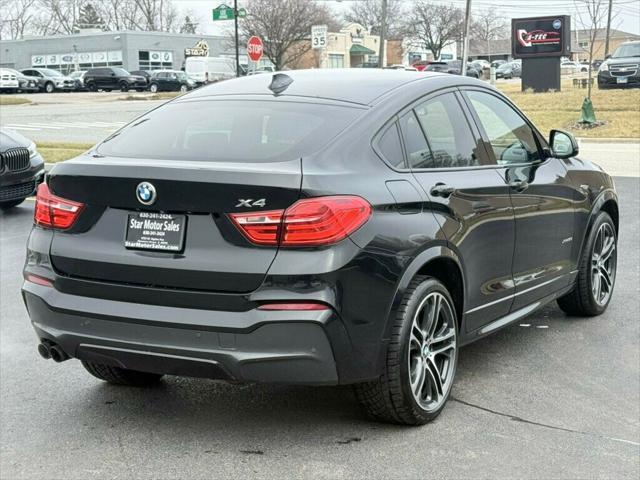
[138, 50, 173, 71]
[328, 54, 344, 69]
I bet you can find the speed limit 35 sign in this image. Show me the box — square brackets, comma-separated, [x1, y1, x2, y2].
[311, 25, 327, 49]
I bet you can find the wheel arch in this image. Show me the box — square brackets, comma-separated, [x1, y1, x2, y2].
[386, 246, 466, 337]
[579, 189, 619, 258]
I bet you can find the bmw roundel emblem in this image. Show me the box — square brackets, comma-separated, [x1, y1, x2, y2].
[552, 19, 562, 30]
[136, 181, 156, 205]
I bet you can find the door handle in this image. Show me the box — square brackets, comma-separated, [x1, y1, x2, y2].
[430, 183, 455, 198]
[509, 180, 529, 191]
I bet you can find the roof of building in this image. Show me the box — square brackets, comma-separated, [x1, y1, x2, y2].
[571, 28, 640, 41]
[469, 38, 512, 56]
[188, 68, 442, 106]
[1, 30, 225, 44]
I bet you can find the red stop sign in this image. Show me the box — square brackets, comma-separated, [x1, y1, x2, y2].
[247, 36, 264, 62]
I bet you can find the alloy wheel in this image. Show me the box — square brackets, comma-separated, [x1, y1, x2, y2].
[408, 292, 457, 412]
[591, 222, 616, 306]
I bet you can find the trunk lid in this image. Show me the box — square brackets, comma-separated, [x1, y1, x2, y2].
[48, 156, 301, 293]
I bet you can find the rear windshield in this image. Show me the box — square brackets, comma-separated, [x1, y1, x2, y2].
[97, 99, 363, 163]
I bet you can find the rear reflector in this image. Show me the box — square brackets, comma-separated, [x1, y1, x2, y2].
[257, 302, 329, 311]
[230, 195, 371, 247]
[25, 274, 54, 287]
[34, 184, 84, 230]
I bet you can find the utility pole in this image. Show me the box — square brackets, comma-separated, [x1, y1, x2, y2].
[604, 0, 613, 58]
[378, 0, 388, 68]
[461, 0, 472, 75]
[234, 0, 240, 77]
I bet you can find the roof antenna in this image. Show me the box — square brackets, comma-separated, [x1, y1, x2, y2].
[268, 73, 293, 96]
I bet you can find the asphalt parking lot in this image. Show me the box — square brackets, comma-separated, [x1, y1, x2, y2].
[1, 168, 638, 478]
[0, 92, 165, 143]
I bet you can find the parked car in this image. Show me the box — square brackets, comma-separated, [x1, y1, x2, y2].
[410, 60, 433, 72]
[598, 40, 640, 89]
[24, 70, 618, 425]
[83, 67, 147, 92]
[472, 59, 491, 69]
[1, 128, 45, 209]
[130, 70, 151, 82]
[0, 68, 39, 93]
[495, 62, 522, 79]
[445, 60, 481, 78]
[185, 57, 237, 84]
[148, 70, 196, 93]
[491, 59, 506, 68]
[69, 70, 87, 91]
[0, 68, 21, 93]
[20, 68, 75, 93]
[424, 62, 450, 73]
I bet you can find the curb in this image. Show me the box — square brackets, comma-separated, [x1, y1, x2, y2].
[577, 138, 640, 144]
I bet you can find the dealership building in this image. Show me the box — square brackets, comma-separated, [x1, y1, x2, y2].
[0, 30, 246, 73]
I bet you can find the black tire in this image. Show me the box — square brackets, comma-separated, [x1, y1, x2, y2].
[0, 199, 25, 209]
[354, 276, 459, 425]
[149, 83, 159, 93]
[87, 82, 97, 92]
[104, 89, 112, 92]
[44, 82, 54, 93]
[81, 360, 164, 386]
[558, 211, 617, 316]
[179, 84, 188, 93]
[120, 82, 129, 92]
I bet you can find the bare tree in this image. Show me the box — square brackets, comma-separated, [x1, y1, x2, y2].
[574, 0, 609, 99]
[343, 0, 405, 38]
[241, 0, 335, 70]
[1, 0, 38, 39]
[471, 10, 508, 42]
[133, 0, 178, 31]
[406, 1, 464, 60]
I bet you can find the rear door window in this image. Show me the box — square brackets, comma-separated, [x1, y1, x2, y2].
[98, 99, 364, 163]
[376, 122, 405, 169]
[399, 112, 432, 169]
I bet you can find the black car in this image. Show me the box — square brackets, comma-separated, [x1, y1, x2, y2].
[1, 129, 45, 209]
[83, 67, 147, 92]
[148, 70, 196, 93]
[21, 68, 75, 93]
[23, 70, 618, 425]
[598, 40, 640, 89]
[446, 60, 481, 78]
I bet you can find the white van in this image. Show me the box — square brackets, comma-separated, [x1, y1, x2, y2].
[0, 68, 19, 93]
[185, 57, 237, 83]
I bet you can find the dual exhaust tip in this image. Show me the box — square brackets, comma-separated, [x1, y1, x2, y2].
[37, 341, 69, 363]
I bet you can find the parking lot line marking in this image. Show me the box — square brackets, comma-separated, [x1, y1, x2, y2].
[536, 325, 549, 329]
[2, 126, 41, 131]
[519, 324, 531, 327]
[11, 124, 65, 130]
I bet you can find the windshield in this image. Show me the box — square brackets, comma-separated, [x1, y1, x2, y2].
[112, 67, 131, 76]
[97, 99, 363, 163]
[40, 69, 62, 77]
[612, 43, 640, 58]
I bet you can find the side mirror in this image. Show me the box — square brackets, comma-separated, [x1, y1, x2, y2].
[550, 129, 579, 159]
[605, 54, 612, 60]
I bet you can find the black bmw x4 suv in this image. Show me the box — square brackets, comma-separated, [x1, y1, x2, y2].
[23, 70, 618, 425]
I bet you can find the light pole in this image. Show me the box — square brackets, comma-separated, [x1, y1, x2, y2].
[378, 0, 388, 68]
[461, 0, 472, 75]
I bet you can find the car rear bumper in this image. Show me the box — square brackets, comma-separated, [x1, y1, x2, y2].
[23, 282, 344, 385]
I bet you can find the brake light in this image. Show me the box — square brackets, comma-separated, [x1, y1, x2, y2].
[34, 183, 84, 230]
[25, 273, 53, 287]
[229, 196, 371, 247]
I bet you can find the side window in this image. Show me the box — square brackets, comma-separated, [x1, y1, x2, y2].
[156, 72, 167, 79]
[376, 122, 405, 169]
[466, 90, 540, 165]
[414, 93, 485, 168]
[399, 112, 432, 169]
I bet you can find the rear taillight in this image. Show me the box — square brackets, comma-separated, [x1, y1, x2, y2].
[229, 196, 371, 247]
[34, 183, 84, 230]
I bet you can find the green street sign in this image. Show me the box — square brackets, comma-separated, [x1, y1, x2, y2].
[212, 5, 246, 21]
